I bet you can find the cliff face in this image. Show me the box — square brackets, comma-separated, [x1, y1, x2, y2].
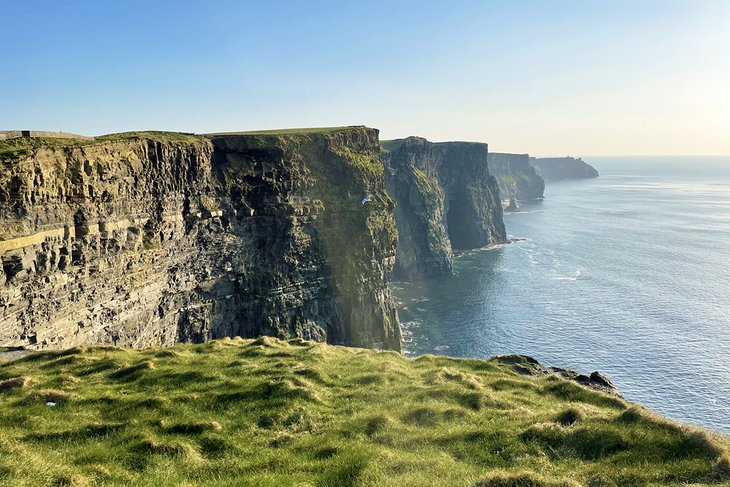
[530, 156, 599, 181]
[488, 153, 545, 201]
[382, 139, 452, 280]
[382, 137, 506, 280]
[0, 128, 401, 351]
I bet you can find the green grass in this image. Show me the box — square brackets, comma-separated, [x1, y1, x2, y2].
[95, 131, 206, 144]
[0, 137, 96, 161]
[206, 126, 361, 136]
[0, 128, 367, 162]
[0, 338, 727, 486]
[380, 139, 406, 152]
[0, 132, 209, 162]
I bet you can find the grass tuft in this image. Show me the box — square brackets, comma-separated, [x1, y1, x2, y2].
[153, 349, 180, 358]
[109, 361, 155, 380]
[714, 451, 730, 479]
[132, 436, 202, 461]
[162, 421, 222, 435]
[23, 388, 74, 404]
[364, 414, 392, 436]
[403, 407, 442, 427]
[0, 376, 36, 393]
[555, 406, 586, 426]
[472, 470, 576, 487]
[51, 473, 91, 487]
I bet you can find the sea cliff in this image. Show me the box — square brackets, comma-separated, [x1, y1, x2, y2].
[382, 137, 506, 280]
[0, 128, 401, 351]
[531, 156, 599, 181]
[488, 152, 545, 201]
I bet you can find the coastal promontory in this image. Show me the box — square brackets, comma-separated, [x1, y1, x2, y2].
[531, 156, 599, 181]
[488, 152, 545, 202]
[0, 128, 401, 351]
[382, 137, 505, 280]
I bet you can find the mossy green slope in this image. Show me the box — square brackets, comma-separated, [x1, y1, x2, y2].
[0, 338, 728, 487]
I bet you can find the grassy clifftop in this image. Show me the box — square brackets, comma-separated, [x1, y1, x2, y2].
[206, 126, 362, 136]
[0, 339, 728, 486]
[0, 132, 209, 162]
[0, 128, 360, 162]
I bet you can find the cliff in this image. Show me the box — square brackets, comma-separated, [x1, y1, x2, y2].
[488, 152, 545, 201]
[0, 127, 401, 351]
[382, 137, 506, 280]
[0, 338, 727, 486]
[531, 156, 599, 181]
[381, 139, 452, 280]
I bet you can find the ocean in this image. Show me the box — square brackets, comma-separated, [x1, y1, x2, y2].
[395, 157, 730, 435]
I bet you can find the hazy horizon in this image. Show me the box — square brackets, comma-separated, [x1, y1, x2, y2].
[3, 0, 729, 156]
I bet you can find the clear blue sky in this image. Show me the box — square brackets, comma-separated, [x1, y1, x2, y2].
[2, 0, 728, 155]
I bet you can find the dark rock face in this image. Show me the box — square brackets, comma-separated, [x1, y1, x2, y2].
[382, 137, 506, 280]
[530, 156, 599, 182]
[505, 198, 518, 212]
[488, 153, 545, 201]
[0, 128, 401, 351]
[382, 139, 451, 280]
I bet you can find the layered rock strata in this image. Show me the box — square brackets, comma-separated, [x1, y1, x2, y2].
[488, 153, 545, 201]
[382, 137, 506, 280]
[0, 128, 401, 351]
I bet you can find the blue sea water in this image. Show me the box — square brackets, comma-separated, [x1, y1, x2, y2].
[395, 157, 730, 435]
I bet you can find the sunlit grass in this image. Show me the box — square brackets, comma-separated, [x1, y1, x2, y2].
[206, 126, 359, 136]
[0, 337, 727, 486]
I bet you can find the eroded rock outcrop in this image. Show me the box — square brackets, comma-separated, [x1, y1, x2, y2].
[382, 137, 506, 280]
[530, 156, 599, 181]
[488, 153, 545, 201]
[491, 354, 622, 397]
[0, 127, 401, 351]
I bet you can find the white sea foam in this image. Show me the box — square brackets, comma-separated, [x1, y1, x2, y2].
[550, 270, 582, 281]
[400, 319, 422, 327]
